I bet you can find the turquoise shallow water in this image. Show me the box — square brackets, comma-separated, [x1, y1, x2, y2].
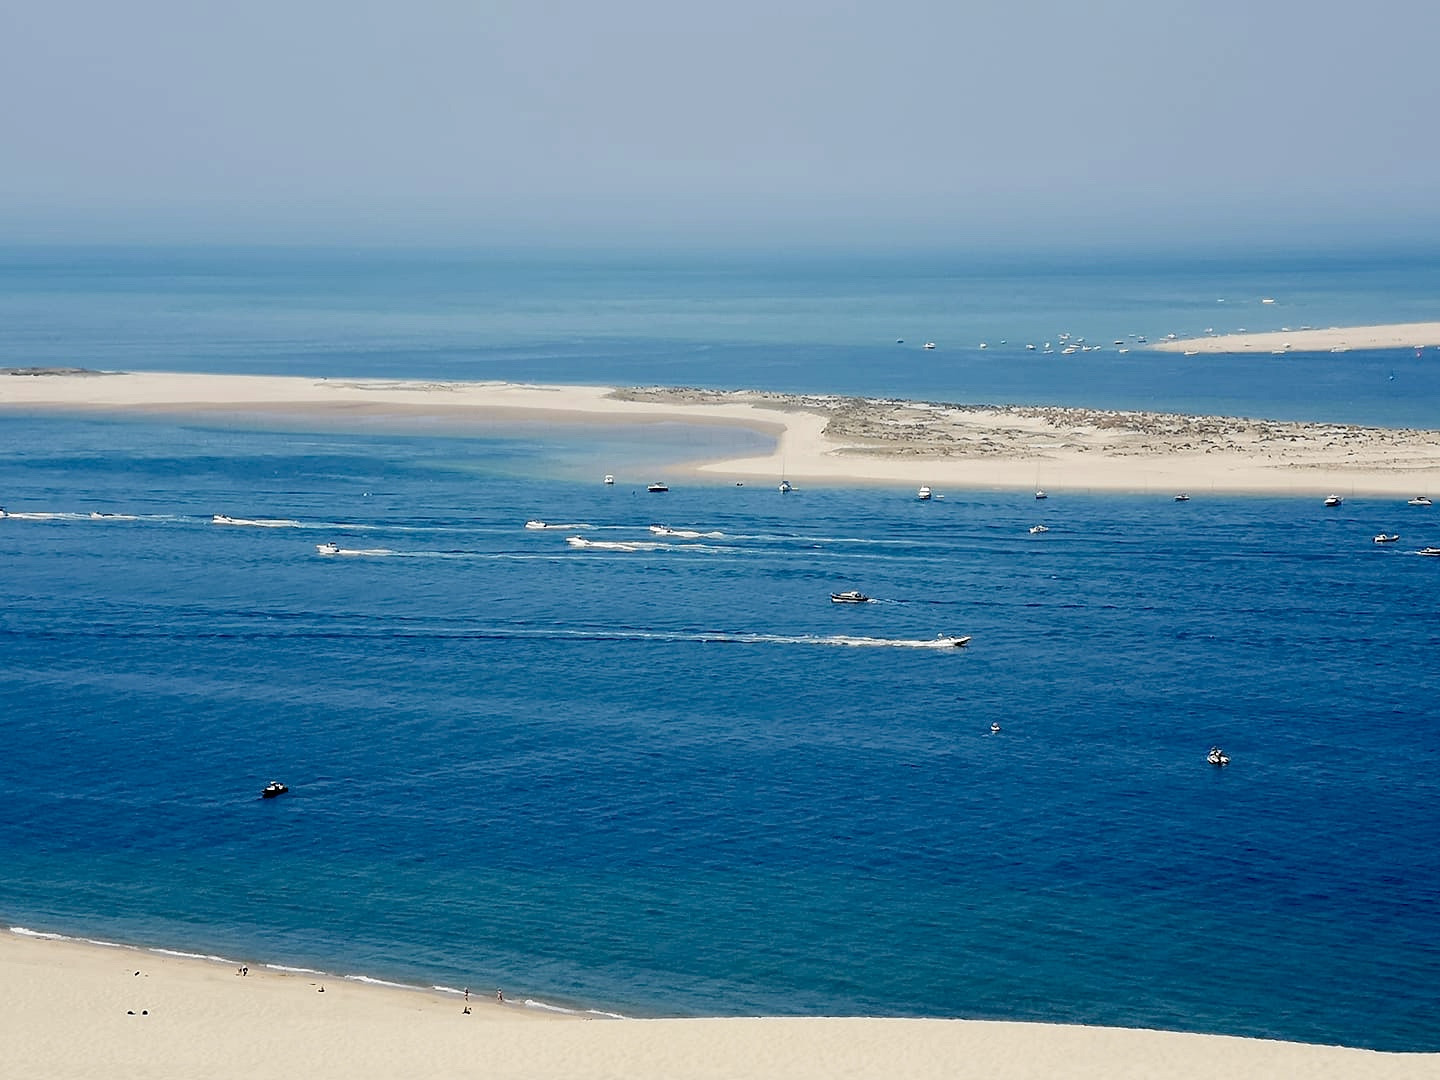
[2, 248, 1439, 1049]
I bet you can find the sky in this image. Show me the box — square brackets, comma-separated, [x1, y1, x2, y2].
[2, 0, 1438, 249]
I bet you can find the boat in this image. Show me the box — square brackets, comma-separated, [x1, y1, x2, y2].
[1174, 493, 1190, 502]
[524, 520, 547, 530]
[1374, 534, 1400, 544]
[1323, 495, 1342, 507]
[830, 590, 872, 604]
[212, 514, 237, 524]
[1420, 547, 1440, 557]
[565, 536, 592, 548]
[261, 781, 289, 799]
[603, 475, 615, 485]
[1207, 747, 1230, 767]
[923, 342, 936, 350]
[779, 479, 793, 493]
[316, 542, 339, 555]
[917, 485, 932, 500]
[647, 483, 669, 493]
[1029, 524, 1049, 534]
[940, 635, 971, 648]
[1035, 490, 1047, 500]
[1261, 297, 1276, 304]
[1407, 496, 1432, 507]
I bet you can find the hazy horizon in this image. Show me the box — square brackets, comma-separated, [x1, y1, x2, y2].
[4, 1, 1437, 251]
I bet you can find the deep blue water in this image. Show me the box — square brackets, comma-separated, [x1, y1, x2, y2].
[3, 248, 1440, 1050]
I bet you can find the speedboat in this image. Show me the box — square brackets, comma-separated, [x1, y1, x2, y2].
[1408, 496, 1432, 507]
[1323, 495, 1342, 507]
[565, 536, 592, 548]
[1174, 493, 1190, 502]
[524, 520, 547, 530]
[989, 722, 1001, 734]
[1374, 534, 1400, 544]
[1420, 547, 1440, 557]
[261, 781, 289, 799]
[940, 635, 971, 648]
[779, 479, 793, 493]
[649, 525, 677, 536]
[1029, 524, 1049, 534]
[916, 486, 932, 500]
[647, 482, 669, 493]
[316, 542, 339, 555]
[603, 475, 615, 485]
[923, 342, 937, 350]
[830, 590, 872, 604]
[1207, 747, 1230, 767]
[1035, 490, 1048, 500]
[212, 514, 237, 524]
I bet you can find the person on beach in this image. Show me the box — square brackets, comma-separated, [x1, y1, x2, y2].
[496, 988, 504, 1003]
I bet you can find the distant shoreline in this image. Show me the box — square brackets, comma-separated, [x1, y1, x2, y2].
[1152, 321, 1440, 355]
[7, 928, 1434, 1078]
[4, 369, 1439, 497]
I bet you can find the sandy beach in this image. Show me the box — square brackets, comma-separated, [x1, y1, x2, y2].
[4, 367, 1440, 497]
[1153, 321, 1440, 355]
[5, 930, 1433, 1079]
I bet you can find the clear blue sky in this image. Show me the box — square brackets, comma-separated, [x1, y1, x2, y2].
[3, 0, 1436, 249]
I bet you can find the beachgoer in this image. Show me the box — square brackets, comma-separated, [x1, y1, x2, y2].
[463, 1006, 471, 1015]
[496, 988, 504, 1002]
[464, 986, 469, 1001]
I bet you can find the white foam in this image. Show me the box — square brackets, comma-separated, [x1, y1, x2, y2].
[150, 947, 238, 964]
[9, 926, 66, 940]
[344, 973, 413, 990]
[212, 516, 302, 528]
[264, 963, 326, 975]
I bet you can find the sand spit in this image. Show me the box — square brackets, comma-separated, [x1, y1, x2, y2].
[3, 369, 1439, 496]
[1153, 322, 1440, 355]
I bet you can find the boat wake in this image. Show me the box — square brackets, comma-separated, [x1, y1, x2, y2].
[525, 521, 595, 530]
[212, 515, 303, 528]
[649, 525, 726, 539]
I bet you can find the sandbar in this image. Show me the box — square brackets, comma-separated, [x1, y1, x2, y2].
[1154, 322, 1440, 355]
[5, 930, 1433, 1079]
[4, 368, 1440, 497]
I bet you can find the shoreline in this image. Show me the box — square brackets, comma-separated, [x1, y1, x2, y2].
[4, 368, 1440, 497]
[1152, 321, 1440, 355]
[7, 928, 1435, 1078]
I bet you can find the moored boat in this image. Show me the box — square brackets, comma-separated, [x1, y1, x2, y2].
[1207, 747, 1230, 767]
[261, 781, 289, 798]
[779, 479, 793, 493]
[603, 474, 615, 485]
[916, 485, 932, 500]
[1373, 534, 1400, 544]
[1174, 493, 1190, 502]
[1408, 496, 1432, 507]
[647, 482, 669, 493]
[1324, 495, 1342, 507]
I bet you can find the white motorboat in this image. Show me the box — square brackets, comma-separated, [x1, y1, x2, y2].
[916, 486, 932, 500]
[989, 722, 1001, 734]
[923, 342, 936, 350]
[1029, 524, 1049, 534]
[779, 479, 793, 493]
[1035, 490, 1048, 500]
[1407, 496, 1432, 507]
[316, 542, 339, 555]
[1323, 495, 1342, 507]
[524, 520, 547, 530]
[647, 482, 669, 493]
[1174, 493, 1190, 502]
[1374, 534, 1400, 544]
[212, 514, 237, 524]
[939, 635, 971, 648]
[1207, 746, 1230, 767]
[565, 536, 592, 548]
[830, 590, 872, 604]
[603, 474, 615, 485]
[1420, 547, 1440, 557]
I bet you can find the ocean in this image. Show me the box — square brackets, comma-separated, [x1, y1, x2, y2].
[2, 246, 1439, 1051]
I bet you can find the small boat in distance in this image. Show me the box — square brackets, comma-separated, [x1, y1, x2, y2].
[1419, 547, 1440, 557]
[779, 479, 793, 493]
[1035, 490, 1048, 500]
[1174, 493, 1190, 502]
[316, 542, 339, 555]
[830, 590, 872, 604]
[212, 514, 237, 524]
[923, 342, 936, 350]
[603, 474, 615, 485]
[1323, 495, 1342, 507]
[1374, 534, 1400, 544]
[261, 781, 289, 799]
[647, 483, 669, 493]
[917, 485, 932, 500]
[990, 722, 1001, 734]
[939, 635, 971, 648]
[1408, 496, 1432, 507]
[1207, 747, 1230, 767]
[1029, 524, 1049, 534]
[524, 520, 547, 530]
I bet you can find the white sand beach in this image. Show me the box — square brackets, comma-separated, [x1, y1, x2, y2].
[1154, 321, 1440, 355]
[5, 931, 1434, 1079]
[4, 368, 1440, 497]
